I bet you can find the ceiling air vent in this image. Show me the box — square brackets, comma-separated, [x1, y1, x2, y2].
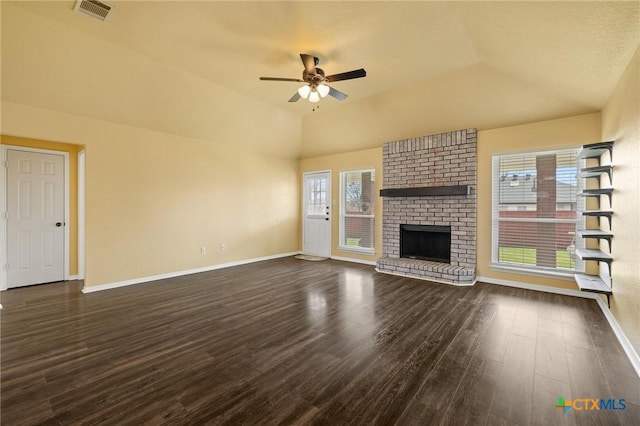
[74, 0, 113, 22]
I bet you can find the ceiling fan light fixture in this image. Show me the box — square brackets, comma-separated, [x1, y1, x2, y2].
[308, 89, 320, 103]
[317, 84, 330, 98]
[297, 84, 311, 99]
[259, 53, 365, 104]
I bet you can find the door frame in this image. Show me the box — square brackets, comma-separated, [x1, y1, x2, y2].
[77, 149, 86, 280]
[1, 145, 71, 291]
[302, 170, 332, 257]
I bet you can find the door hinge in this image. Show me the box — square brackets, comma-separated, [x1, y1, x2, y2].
[3, 212, 7, 220]
[4, 161, 8, 168]
[3, 264, 8, 271]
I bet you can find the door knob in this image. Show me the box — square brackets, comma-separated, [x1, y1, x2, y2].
[55, 222, 63, 227]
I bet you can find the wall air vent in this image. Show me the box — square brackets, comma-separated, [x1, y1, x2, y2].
[74, 0, 113, 22]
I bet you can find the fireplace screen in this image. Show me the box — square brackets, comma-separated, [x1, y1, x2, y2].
[400, 224, 451, 263]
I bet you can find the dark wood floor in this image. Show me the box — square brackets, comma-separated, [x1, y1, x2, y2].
[1, 257, 639, 425]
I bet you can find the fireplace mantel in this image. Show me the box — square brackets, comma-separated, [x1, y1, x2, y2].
[379, 185, 470, 197]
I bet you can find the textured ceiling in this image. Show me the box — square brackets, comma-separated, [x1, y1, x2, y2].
[2, 1, 639, 156]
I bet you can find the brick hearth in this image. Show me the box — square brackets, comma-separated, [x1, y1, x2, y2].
[376, 129, 477, 285]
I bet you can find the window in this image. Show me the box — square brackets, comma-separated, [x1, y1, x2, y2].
[492, 148, 582, 275]
[340, 170, 375, 253]
[306, 175, 327, 216]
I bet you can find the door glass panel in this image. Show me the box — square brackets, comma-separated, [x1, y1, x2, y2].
[307, 176, 327, 216]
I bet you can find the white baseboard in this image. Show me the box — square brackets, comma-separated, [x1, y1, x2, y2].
[594, 297, 640, 379]
[82, 251, 301, 294]
[477, 275, 640, 378]
[330, 255, 377, 266]
[377, 268, 476, 286]
[67, 275, 80, 281]
[476, 275, 593, 299]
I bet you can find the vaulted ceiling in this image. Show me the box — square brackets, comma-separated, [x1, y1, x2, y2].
[2, 1, 639, 157]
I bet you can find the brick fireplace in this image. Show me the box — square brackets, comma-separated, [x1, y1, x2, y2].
[376, 129, 477, 285]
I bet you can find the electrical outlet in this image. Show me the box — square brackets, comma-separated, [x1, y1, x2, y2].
[220, 243, 226, 251]
[201, 247, 207, 255]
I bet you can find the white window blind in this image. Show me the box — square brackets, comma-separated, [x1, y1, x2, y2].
[492, 148, 582, 274]
[340, 170, 375, 253]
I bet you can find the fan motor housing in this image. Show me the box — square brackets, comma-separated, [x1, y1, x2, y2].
[303, 68, 325, 83]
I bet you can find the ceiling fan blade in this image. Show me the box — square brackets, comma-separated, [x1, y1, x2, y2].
[300, 53, 317, 75]
[325, 68, 367, 82]
[260, 77, 304, 82]
[328, 86, 348, 101]
[288, 92, 301, 102]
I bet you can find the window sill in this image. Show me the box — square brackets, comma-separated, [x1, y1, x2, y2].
[490, 263, 577, 280]
[339, 246, 375, 255]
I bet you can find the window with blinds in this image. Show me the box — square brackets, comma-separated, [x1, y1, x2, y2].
[492, 148, 582, 274]
[340, 170, 375, 253]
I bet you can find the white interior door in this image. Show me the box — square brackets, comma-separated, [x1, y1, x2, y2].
[303, 171, 331, 257]
[7, 149, 65, 288]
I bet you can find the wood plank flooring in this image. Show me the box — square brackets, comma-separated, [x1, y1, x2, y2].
[1, 257, 639, 425]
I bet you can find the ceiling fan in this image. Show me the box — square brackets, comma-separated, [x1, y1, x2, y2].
[259, 53, 366, 103]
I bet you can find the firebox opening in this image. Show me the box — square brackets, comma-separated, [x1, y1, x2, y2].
[400, 224, 451, 263]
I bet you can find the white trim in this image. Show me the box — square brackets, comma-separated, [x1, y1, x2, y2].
[81, 251, 301, 293]
[376, 268, 477, 287]
[594, 298, 640, 378]
[68, 275, 80, 280]
[477, 275, 593, 299]
[338, 246, 375, 255]
[489, 263, 575, 280]
[0, 147, 6, 291]
[1, 145, 70, 290]
[331, 255, 377, 266]
[63, 150, 70, 281]
[77, 150, 86, 280]
[491, 155, 499, 265]
[477, 275, 640, 378]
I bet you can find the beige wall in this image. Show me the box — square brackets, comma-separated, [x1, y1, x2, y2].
[602, 46, 640, 353]
[476, 113, 601, 289]
[300, 62, 599, 159]
[1, 3, 301, 159]
[1, 135, 81, 277]
[2, 102, 300, 288]
[2, 2, 301, 289]
[300, 147, 383, 264]
[301, 113, 603, 277]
